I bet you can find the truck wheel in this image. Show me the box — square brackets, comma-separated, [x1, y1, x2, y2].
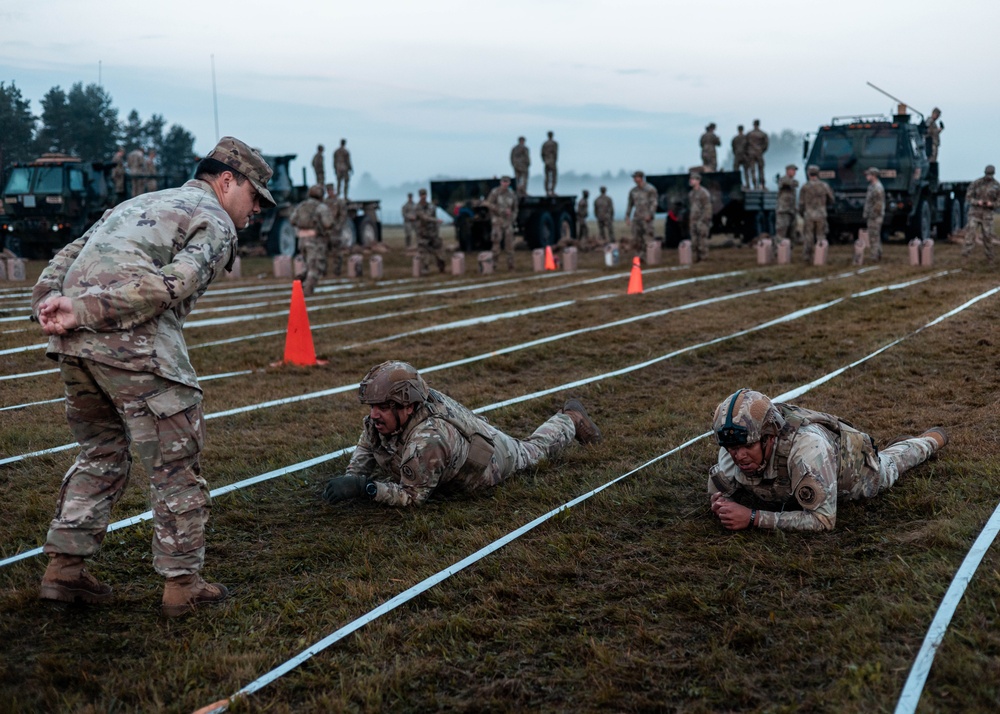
[357, 215, 378, 246]
[338, 220, 357, 248]
[558, 211, 574, 245]
[275, 218, 296, 256]
[536, 212, 556, 248]
[949, 198, 964, 234]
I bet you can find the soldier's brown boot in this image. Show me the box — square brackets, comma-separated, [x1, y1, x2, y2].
[920, 426, 949, 452]
[562, 399, 603, 445]
[162, 574, 229, 618]
[40, 554, 113, 604]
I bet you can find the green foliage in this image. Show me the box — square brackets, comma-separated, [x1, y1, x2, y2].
[0, 81, 36, 175]
[159, 124, 197, 188]
[35, 82, 119, 163]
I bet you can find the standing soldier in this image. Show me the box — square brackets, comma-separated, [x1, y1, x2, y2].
[127, 146, 145, 197]
[144, 149, 159, 193]
[110, 148, 126, 203]
[415, 188, 446, 274]
[510, 136, 530, 197]
[401, 192, 417, 248]
[732, 125, 749, 188]
[774, 164, 799, 257]
[925, 108, 943, 162]
[485, 176, 518, 270]
[290, 184, 335, 296]
[700, 123, 721, 172]
[861, 167, 885, 262]
[688, 172, 713, 262]
[576, 190, 591, 250]
[324, 184, 349, 276]
[594, 186, 615, 245]
[625, 171, 658, 257]
[312, 144, 325, 186]
[541, 131, 558, 196]
[963, 165, 1000, 262]
[746, 119, 769, 189]
[334, 139, 352, 198]
[798, 165, 835, 263]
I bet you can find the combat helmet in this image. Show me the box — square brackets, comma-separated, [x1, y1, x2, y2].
[308, 184, 324, 200]
[712, 388, 785, 448]
[358, 361, 429, 406]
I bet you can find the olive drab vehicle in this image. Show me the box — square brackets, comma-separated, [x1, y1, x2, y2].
[803, 87, 969, 242]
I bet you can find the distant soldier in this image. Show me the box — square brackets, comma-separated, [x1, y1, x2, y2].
[861, 167, 885, 262]
[576, 190, 591, 249]
[334, 139, 352, 198]
[625, 171, 658, 256]
[925, 108, 943, 162]
[963, 164, 1000, 262]
[324, 184, 349, 276]
[700, 123, 721, 172]
[485, 176, 518, 270]
[798, 165, 835, 263]
[688, 172, 713, 262]
[144, 149, 159, 193]
[594, 186, 615, 245]
[746, 119, 769, 189]
[732, 125, 750, 187]
[126, 147, 145, 197]
[541, 131, 558, 196]
[110, 148, 126, 202]
[510, 136, 531, 197]
[415, 188, 446, 274]
[401, 193, 417, 248]
[774, 164, 799, 255]
[290, 184, 334, 296]
[312, 145, 326, 186]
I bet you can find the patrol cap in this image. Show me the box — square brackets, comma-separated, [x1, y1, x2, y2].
[632, 170, 645, 178]
[807, 164, 819, 175]
[865, 167, 880, 176]
[786, 163, 797, 171]
[689, 172, 702, 181]
[986, 165, 996, 175]
[500, 175, 511, 182]
[206, 136, 276, 208]
[418, 188, 427, 194]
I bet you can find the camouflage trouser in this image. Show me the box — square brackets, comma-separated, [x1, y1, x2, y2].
[315, 169, 325, 187]
[419, 233, 447, 273]
[691, 221, 711, 261]
[461, 412, 575, 491]
[846, 434, 938, 500]
[47, 356, 210, 578]
[597, 217, 614, 244]
[514, 169, 528, 196]
[747, 154, 765, 188]
[701, 150, 717, 172]
[544, 164, 557, 195]
[802, 217, 827, 263]
[775, 211, 796, 242]
[300, 235, 328, 295]
[491, 223, 515, 270]
[963, 212, 996, 260]
[866, 218, 883, 260]
[403, 219, 416, 248]
[336, 170, 350, 198]
[630, 216, 654, 255]
[577, 218, 589, 247]
[735, 157, 750, 186]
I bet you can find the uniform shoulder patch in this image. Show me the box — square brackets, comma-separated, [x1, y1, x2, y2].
[795, 476, 823, 509]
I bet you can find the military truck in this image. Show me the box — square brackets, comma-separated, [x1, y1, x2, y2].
[430, 178, 576, 251]
[802, 105, 968, 242]
[0, 154, 118, 258]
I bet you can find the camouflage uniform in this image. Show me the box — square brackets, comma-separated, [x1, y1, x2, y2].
[798, 172, 834, 263]
[346, 388, 575, 507]
[126, 148, 145, 197]
[144, 151, 158, 193]
[862, 172, 886, 261]
[402, 196, 417, 248]
[594, 190, 615, 244]
[625, 180, 658, 255]
[290, 191, 335, 295]
[324, 189, 350, 277]
[30, 174, 254, 578]
[541, 135, 558, 195]
[774, 170, 799, 250]
[746, 123, 769, 189]
[688, 182, 713, 261]
[964, 166, 1000, 260]
[312, 149, 325, 186]
[731, 128, 749, 187]
[415, 194, 446, 273]
[510, 140, 530, 197]
[926, 110, 942, 162]
[700, 126, 721, 172]
[334, 144, 352, 197]
[708, 399, 940, 532]
[576, 193, 591, 250]
[485, 182, 517, 270]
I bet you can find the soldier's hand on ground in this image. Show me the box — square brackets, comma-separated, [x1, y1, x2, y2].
[322, 474, 368, 503]
[711, 493, 753, 531]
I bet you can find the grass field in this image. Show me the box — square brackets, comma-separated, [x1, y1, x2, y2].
[2, 224, 999, 713]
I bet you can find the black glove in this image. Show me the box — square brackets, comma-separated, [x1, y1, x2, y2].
[322, 474, 368, 503]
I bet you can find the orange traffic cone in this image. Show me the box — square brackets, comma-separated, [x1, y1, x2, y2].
[544, 245, 556, 271]
[279, 280, 326, 366]
[627, 256, 643, 294]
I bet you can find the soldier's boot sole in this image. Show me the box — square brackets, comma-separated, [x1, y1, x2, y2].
[920, 427, 949, 452]
[562, 399, 603, 445]
[40, 580, 114, 605]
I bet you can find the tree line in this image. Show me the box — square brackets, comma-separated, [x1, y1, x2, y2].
[0, 80, 197, 187]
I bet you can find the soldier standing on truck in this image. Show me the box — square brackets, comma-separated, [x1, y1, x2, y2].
[925, 108, 943, 162]
[732, 125, 750, 188]
[700, 123, 721, 172]
[324, 184, 349, 276]
[746, 120, 769, 189]
[861, 167, 885, 263]
[594, 186, 615, 245]
[511, 137, 530, 197]
[798, 165, 834, 264]
[485, 176, 518, 270]
[541, 131, 558, 196]
[111, 148, 126, 203]
[402, 193, 417, 248]
[415, 188, 446, 274]
[688, 172, 713, 262]
[127, 147, 145, 197]
[312, 145, 325, 187]
[625, 171, 658, 257]
[963, 165, 1000, 262]
[144, 149, 159, 193]
[334, 139, 352, 198]
[291, 184, 335, 296]
[774, 164, 799, 257]
[576, 190, 591, 250]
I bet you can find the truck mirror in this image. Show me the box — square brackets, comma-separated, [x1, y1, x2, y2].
[802, 139, 810, 161]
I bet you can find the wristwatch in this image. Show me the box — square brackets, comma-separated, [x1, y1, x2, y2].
[365, 481, 377, 498]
